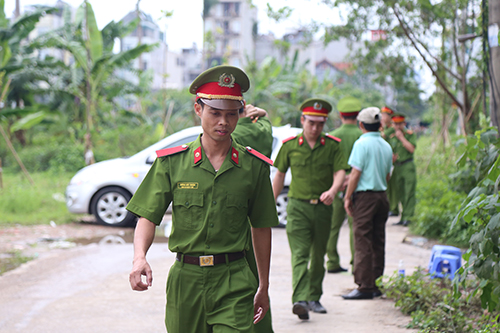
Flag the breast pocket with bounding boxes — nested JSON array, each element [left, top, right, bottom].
[[173, 191, 204, 230], [225, 194, 248, 232]]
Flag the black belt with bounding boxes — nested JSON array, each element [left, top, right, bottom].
[[296, 198, 321, 205], [176, 251, 245, 267], [395, 158, 413, 166], [354, 190, 385, 193]]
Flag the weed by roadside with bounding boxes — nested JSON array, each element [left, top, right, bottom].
[[381, 268, 500, 332], [0, 171, 74, 226], [0, 251, 34, 275]]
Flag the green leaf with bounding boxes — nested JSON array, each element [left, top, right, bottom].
[[10, 111, 47, 132], [487, 213, 500, 231], [84, 1, 103, 62]]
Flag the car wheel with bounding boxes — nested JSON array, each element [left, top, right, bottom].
[[90, 187, 137, 227], [275, 187, 289, 227]]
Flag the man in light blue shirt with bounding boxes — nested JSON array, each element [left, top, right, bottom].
[[341, 107, 393, 300]]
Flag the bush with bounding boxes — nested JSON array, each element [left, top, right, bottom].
[[382, 269, 500, 332]]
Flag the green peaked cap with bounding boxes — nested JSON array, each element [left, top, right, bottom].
[[189, 65, 250, 95], [299, 98, 332, 112], [337, 96, 362, 113]]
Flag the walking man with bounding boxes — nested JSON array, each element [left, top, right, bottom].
[[273, 98, 347, 319], [381, 106, 399, 217], [388, 113, 417, 226], [326, 96, 363, 273], [127, 65, 279, 332], [232, 103, 275, 333], [342, 107, 393, 300]]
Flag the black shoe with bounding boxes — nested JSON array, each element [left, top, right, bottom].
[[292, 301, 309, 320], [274, 222, 287, 228], [342, 289, 374, 300], [393, 220, 405, 226], [388, 211, 399, 217], [308, 300, 327, 313], [402, 220, 411, 226], [373, 290, 383, 297], [328, 266, 348, 273]]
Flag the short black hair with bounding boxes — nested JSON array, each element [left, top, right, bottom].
[[196, 99, 205, 109], [341, 114, 358, 120], [362, 122, 381, 132]]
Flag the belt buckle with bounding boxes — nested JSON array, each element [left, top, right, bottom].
[[309, 199, 319, 205], [199, 255, 214, 267]]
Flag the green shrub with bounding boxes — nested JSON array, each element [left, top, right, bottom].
[[382, 269, 500, 332]]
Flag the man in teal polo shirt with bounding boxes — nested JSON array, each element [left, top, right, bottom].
[[326, 96, 363, 273], [342, 107, 393, 300], [273, 98, 347, 319], [127, 65, 279, 332]]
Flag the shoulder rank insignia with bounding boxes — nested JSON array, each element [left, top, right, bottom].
[[282, 135, 297, 144], [326, 134, 341, 143], [246, 147, 273, 166], [156, 144, 189, 158]]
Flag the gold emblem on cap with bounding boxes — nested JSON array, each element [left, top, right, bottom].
[[218, 73, 235, 88], [313, 102, 322, 110]]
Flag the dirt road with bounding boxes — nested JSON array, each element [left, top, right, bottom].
[[0, 216, 428, 332]]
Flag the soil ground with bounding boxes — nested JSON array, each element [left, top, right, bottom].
[[0, 215, 431, 332]]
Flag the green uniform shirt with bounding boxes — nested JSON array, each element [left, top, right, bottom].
[[329, 124, 362, 170], [381, 126, 395, 140], [126, 135, 279, 255], [388, 129, 417, 162], [274, 133, 349, 200], [232, 116, 273, 158]]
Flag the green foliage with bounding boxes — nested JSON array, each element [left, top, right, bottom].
[[382, 269, 500, 332], [452, 128, 500, 312], [0, 172, 74, 225], [266, 4, 293, 23]]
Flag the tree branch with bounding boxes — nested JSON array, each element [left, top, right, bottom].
[[392, 5, 462, 110]]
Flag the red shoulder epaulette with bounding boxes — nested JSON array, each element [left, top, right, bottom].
[[282, 135, 297, 144], [156, 145, 189, 158], [326, 134, 341, 143], [246, 147, 273, 166]]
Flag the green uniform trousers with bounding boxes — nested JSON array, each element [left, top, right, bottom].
[[392, 161, 416, 220], [286, 198, 332, 303], [326, 195, 354, 270], [245, 229, 274, 333], [166, 256, 257, 333], [387, 169, 399, 214]]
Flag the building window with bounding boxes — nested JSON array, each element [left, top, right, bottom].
[[234, 3, 240, 16], [223, 21, 229, 34], [232, 20, 240, 34], [223, 3, 230, 17], [142, 61, 148, 70]]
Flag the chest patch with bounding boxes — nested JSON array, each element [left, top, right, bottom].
[[177, 182, 199, 190]]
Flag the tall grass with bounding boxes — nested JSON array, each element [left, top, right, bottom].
[[0, 171, 75, 226]]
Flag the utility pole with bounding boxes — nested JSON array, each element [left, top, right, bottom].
[[490, 0, 500, 129], [14, 0, 20, 18]]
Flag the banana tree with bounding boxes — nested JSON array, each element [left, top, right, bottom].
[[33, 1, 156, 164]]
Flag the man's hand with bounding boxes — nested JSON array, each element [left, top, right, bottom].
[[320, 190, 335, 206], [129, 257, 153, 291], [341, 174, 350, 192], [392, 153, 398, 163], [245, 104, 267, 120], [395, 129, 405, 140], [253, 287, 270, 324], [344, 197, 353, 216]]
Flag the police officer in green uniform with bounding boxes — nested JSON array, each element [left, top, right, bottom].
[[272, 98, 348, 320], [388, 113, 416, 226], [127, 65, 279, 333], [381, 106, 399, 216], [232, 104, 275, 333], [326, 97, 363, 273]]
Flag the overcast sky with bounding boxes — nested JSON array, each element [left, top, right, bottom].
[[6, 0, 340, 52]]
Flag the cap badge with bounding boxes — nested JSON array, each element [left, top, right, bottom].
[[313, 102, 322, 110], [218, 73, 235, 88]]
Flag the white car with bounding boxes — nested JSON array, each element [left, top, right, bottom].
[[66, 125, 301, 227]]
